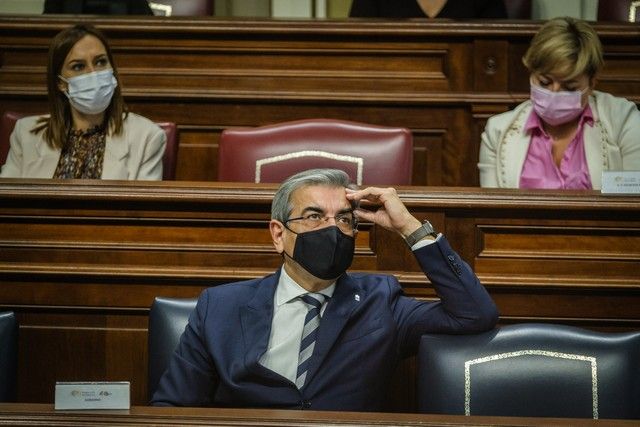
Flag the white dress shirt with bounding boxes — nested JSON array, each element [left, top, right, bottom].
[[259, 235, 438, 383], [259, 267, 334, 383]]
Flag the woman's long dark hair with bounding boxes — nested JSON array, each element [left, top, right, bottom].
[[33, 23, 127, 149]]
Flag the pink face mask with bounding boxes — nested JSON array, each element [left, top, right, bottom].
[[530, 83, 588, 126]]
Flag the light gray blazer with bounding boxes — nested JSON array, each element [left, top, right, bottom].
[[0, 112, 166, 180], [478, 90, 640, 189]]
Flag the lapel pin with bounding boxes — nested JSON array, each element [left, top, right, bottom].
[[354, 294, 360, 302]]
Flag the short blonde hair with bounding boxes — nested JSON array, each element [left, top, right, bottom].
[[523, 17, 603, 80]]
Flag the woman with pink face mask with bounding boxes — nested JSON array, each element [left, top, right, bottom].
[[0, 24, 165, 179], [478, 17, 640, 190]]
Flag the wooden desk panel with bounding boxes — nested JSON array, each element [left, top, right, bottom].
[[1, 180, 639, 407], [0, 403, 637, 427], [1, 17, 638, 185]]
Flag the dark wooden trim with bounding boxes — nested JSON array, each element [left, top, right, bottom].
[[0, 403, 637, 426]]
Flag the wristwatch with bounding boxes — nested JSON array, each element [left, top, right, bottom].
[[405, 220, 438, 247]]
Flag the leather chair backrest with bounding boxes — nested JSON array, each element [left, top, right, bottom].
[[218, 118, 413, 185], [0, 311, 18, 402], [148, 0, 213, 16], [503, 0, 532, 19], [598, 0, 639, 22], [0, 111, 24, 168], [0, 111, 177, 180], [147, 297, 197, 401], [417, 323, 640, 419]]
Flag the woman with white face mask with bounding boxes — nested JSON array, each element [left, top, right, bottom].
[[478, 17, 640, 190], [0, 24, 166, 180]]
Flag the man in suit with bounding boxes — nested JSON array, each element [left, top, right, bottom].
[[151, 168, 498, 411]]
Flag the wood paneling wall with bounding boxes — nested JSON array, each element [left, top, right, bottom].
[[1, 180, 639, 409], [1, 16, 639, 185]]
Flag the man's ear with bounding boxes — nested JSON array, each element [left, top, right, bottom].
[[269, 219, 285, 253]]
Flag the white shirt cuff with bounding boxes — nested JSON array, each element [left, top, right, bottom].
[[410, 233, 441, 251]]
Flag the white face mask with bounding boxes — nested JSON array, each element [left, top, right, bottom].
[[60, 69, 118, 115]]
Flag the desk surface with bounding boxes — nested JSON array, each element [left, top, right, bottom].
[[0, 403, 637, 427]]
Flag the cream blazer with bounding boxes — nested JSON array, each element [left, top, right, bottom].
[[478, 91, 640, 189], [0, 112, 166, 180]]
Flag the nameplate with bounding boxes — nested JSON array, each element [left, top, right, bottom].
[[601, 171, 640, 194], [54, 381, 130, 410]]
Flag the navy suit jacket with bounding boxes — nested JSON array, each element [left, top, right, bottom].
[[151, 236, 498, 411]]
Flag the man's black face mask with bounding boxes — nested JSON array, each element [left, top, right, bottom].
[[283, 225, 355, 280]]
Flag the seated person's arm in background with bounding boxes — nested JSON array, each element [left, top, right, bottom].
[[616, 100, 640, 170], [478, 113, 503, 188], [130, 118, 166, 180]]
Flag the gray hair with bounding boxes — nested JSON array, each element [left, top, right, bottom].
[[271, 168, 358, 222]]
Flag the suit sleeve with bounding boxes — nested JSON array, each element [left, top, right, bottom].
[[150, 290, 220, 406], [392, 236, 498, 356]]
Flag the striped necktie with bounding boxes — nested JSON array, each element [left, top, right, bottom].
[[295, 292, 326, 389]]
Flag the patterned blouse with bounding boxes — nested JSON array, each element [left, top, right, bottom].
[[54, 126, 106, 179]]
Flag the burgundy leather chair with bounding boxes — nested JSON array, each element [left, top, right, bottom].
[[218, 119, 413, 185], [148, 0, 213, 16], [0, 111, 23, 169], [503, 0, 532, 19], [598, 0, 639, 22], [0, 111, 178, 180], [155, 122, 179, 180]]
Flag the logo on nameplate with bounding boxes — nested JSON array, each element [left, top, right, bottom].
[[55, 381, 130, 410]]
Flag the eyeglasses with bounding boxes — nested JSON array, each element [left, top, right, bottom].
[[285, 212, 357, 234]]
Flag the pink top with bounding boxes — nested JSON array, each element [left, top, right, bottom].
[[519, 105, 594, 189]]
